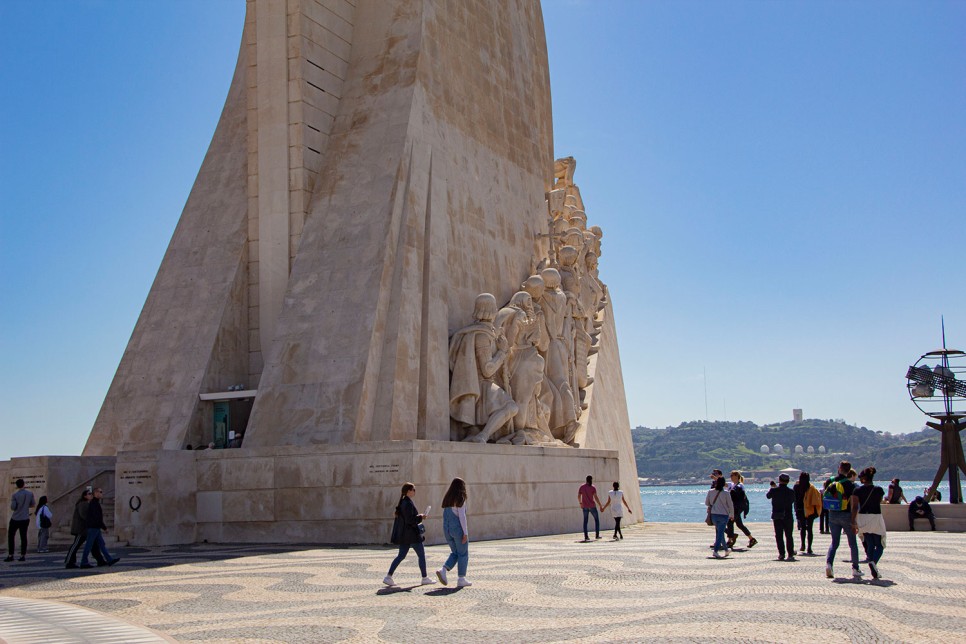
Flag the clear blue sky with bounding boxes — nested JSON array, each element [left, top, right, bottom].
[[2, 1, 964, 460]]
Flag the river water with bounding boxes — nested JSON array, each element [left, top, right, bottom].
[[638, 480, 952, 523]]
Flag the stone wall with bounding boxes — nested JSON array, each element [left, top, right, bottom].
[[114, 442, 620, 546]]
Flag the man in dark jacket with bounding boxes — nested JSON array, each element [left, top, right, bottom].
[[767, 473, 796, 561], [909, 496, 937, 531], [80, 488, 119, 569], [65, 489, 106, 568]]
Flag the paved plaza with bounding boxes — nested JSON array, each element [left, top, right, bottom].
[[1, 523, 965, 643]]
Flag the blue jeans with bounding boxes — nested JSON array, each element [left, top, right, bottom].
[[826, 511, 859, 570], [81, 528, 112, 566], [442, 507, 468, 577], [863, 532, 884, 564], [711, 513, 729, 552], [388, 541, 426, 577], [582, 507, 599, 539]]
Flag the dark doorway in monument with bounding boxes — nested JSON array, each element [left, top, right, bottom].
[[199, 389, 254, 449]]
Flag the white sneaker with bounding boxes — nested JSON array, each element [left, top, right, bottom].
[[383, 575, 395, 586], [421, 576, 436, 585], [724, 548, 732, 557], [456, 577, 472, 587], [826, 564, 833, 578], [436, 567, 448, 585], [852, 568, 864, 578], [712, 551, 723, 559]]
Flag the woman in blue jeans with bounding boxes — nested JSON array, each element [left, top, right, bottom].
[[436, 477, 472, 587], [384, 483, 434, 587], [705, 476, 734, 558]]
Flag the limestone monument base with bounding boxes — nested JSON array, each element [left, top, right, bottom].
[[111, 442, 621, 546]]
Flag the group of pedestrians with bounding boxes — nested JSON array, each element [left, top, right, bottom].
[[578, 476, 632, 542], [384, 478, 472, 589], [383, 474, 635, 588], [706, 461, 890, 580], [64, 487, 120, 569], [705, 470, 758, 558], [5, 480, 55, 560]]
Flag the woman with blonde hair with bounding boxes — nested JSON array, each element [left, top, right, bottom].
[[725, 471, 757, 549]]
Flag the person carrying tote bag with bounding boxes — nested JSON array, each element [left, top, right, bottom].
[[384, 482, 435, 587]]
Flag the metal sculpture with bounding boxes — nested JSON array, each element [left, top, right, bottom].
[[906, 321, 966, 503]]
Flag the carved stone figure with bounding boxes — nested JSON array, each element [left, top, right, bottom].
[[447, 156, 608, 449], [580, 253, 604, 336], [495, 292, 546, 432], [538, 268, 578, 443], [553, 156, 576, 188], [449, 293, 519, 443]]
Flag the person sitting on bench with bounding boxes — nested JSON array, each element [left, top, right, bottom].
[[909, 495, 936, 531]]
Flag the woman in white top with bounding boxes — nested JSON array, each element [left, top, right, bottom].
[[706, 476, 735, 558], [35, 495, 52, 553], [436, 478, 472, 587], [600, 481, 633, 540]]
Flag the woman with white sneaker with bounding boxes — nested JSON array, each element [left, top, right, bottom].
[[854, 466, 887, 579], [436, 477, 472, 587], [384, 482, 435, 587]]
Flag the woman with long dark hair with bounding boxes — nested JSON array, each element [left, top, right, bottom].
[[705, 476, 734, 558], [35, 495, 52, 553], [854, 467, 887, 579], [384, 483, 434, 587], [600, 481, 633, 540], [793, 472, 822, 555], [435, 477, 472, 587]]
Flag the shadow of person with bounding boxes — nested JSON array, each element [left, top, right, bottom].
[[424, 587, 464, 596]]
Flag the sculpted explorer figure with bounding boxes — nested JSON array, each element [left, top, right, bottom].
[[495, 291, 545, 433], [538, 269, 579, 443], [449, 293, 519, 443]]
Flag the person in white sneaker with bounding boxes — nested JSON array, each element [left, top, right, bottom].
[[436, 477, 472, 587], [384, 482, 434, 587], [854, 467, 886, 580], [824, 460, 862, 579], [706, 476, 734, 558]]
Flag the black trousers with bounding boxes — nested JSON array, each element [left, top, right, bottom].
[[64, 531, 105, 566], [819, 508, 829, 533], [7, 519, 29, 556], [798, 515, 816, 550], [773, 516, 795, 558], [613, 516, 623, 538], [909, 512, 936, 530], [726, 514, 752, 540]]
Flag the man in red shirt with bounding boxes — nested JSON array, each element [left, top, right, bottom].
[[578, 475, 603, 541]]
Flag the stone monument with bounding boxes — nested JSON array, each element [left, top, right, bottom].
[[2, 0, 641, 547]]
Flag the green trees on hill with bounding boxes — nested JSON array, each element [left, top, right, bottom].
[[632, 420, 942, 481]]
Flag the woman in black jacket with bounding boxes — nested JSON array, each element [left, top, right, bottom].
[[64, 489, 105, 569], [384, 482, 435, 587]]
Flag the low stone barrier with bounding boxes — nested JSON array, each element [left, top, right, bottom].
[[881, 501, 966, 532]]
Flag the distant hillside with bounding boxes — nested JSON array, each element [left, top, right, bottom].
[[632, 420, 943, 482]]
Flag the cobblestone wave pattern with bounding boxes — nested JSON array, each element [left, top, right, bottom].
[[1, 524, 965, 643]]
